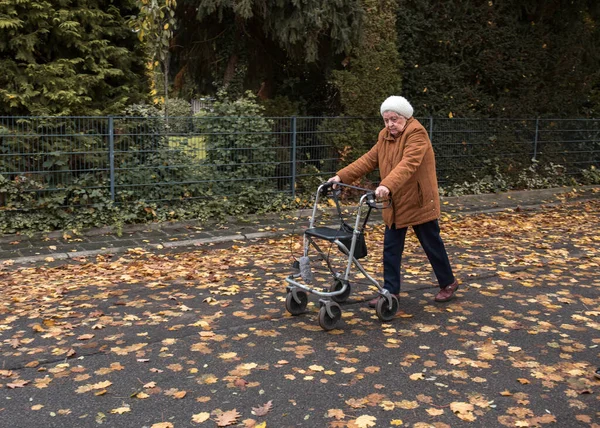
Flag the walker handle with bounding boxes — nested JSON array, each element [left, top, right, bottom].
[[319, 181, 341, 197], [365, 191, 391, 209]]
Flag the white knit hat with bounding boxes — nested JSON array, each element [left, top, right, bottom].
[[380, 96, 414, 118]]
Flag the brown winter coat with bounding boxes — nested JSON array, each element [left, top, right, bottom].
[[337, 117, 441, 229]]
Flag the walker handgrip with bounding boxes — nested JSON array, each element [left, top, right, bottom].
[[320, 181, 334, 192], [320, 181, 341, 197], [366, 192, 378, 208], [366, 192, 391, 209]]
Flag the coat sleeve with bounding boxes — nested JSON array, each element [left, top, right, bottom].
[[336, 142, 379, 184], [380, 127, 429, 194]]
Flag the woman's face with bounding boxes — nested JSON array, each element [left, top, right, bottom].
[[383, 111, 407, 137]]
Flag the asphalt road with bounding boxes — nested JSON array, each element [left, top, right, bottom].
[[1, 200, 599, 428]]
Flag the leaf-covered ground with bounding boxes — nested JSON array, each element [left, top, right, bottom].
[[1, 200, 599, 427]]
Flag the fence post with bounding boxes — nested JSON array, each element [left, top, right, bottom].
[[532, 118, 539, 161], [108, 116, 115, 201], [429, 116, 434, 143], [290, 116, 297, 198]]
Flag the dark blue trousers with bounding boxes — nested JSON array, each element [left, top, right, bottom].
[[383, 219, 455, 294]]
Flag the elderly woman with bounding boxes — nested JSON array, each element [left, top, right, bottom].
[[328, 95, 458, 307]]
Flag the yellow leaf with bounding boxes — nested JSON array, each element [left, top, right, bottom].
[[111, 406, 131, 414], [450, 402, 474, 413], [219, 352, 238, 360], [396, 400, 419, 410], [448, 112, 454, 118], [173, 390, 187, 399], [191, 412, 210, 423], [379, 401, 395, 411], [390, 420, 403, 426], [355, 415, 377, 428], [93, 380, 112, 389]]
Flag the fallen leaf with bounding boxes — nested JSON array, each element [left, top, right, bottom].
[[216, 409, 241, 427], [110, 405, 131, 414], [327, 409, 345, 420], [7, 379, 29, 388], [355, 414, 377, 428], [251, 400, 273, 416], [78, 334, 95, 340], [192, 412, 210, 424]]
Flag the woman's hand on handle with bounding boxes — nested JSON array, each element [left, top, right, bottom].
[[375, 185, 390, 199], [327, 175, 341, 189]]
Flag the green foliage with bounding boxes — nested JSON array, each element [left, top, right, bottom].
[[259, 96, 301, 117], [0, 0, 148, 115], [192, 0, 362, 63], [162, 98, 192, 118], [161, 98, 193, 133], [330, 0, 402, 117], [440, 160, 575, 197], [581, 165, 600, 185], [396, 0, 600, 118], [195, 91, 277, 192], [322, 0, 402, 170], [172, 0, 363, 104], [0, 176, 297, 235], [318, 118, 382, 169], [128, 0, 177, 107]]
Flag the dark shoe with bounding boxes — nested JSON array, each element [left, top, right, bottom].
[[595, 368, 600, 380], [368, 293, 399, 308], [434, 280, 459, 302]]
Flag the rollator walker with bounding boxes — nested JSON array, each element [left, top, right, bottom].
[[285, 182, 399, 330]]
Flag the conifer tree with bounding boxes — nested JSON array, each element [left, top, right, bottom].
[[172, 0, 363, 100], [396, 0, 600, 118], [0, 0, 148, 115], [330, 0, 402, 117]]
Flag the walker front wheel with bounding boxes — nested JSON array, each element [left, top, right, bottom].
[[318, 302, 342, 331], [285, 290, 308, 315], [376, 295, 399, 321], [330, 279, 351, 303]]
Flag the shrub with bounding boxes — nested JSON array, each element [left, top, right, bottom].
[[195, 91, 277, 193]]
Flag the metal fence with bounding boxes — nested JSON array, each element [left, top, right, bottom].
[[1, 116, 599, 209]]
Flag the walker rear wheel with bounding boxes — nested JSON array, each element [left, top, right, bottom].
[[318, 302, 342, 331], [376, 295, 399, 321], [330, 279, 351, 303], [285, 290, 308, 315]]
